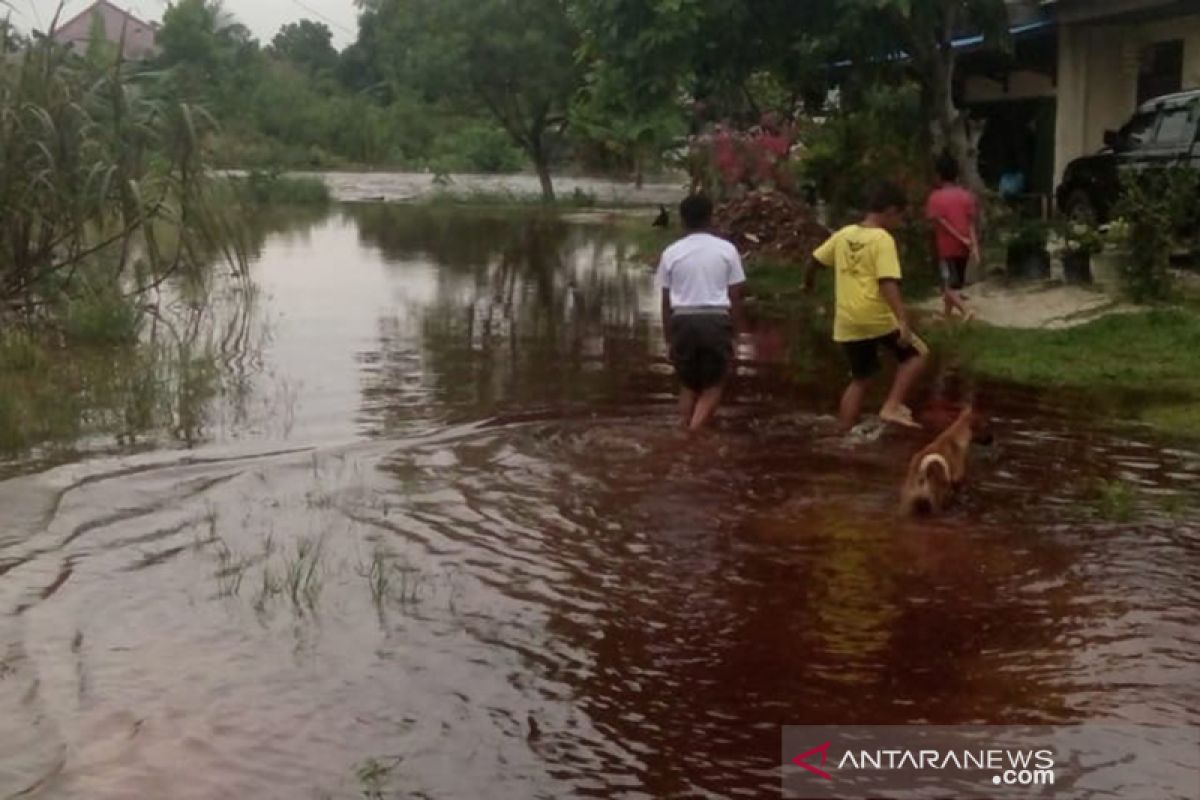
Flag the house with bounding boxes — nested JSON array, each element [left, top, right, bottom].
[[52, 1, 159, 61], [959, 0, 1200, 197], [1053, 0, 1200, 182]]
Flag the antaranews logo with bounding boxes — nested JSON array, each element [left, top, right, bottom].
[[781, 725, 1200, 800], [791, 741, 832, 781]]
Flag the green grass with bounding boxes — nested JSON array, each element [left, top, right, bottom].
[[928, 309, 1200, 436], [741, 259, 1200, 437], [1092, 479, 1139, 523], [231, 171, 332, 207], [928, 310, 1200, 390]]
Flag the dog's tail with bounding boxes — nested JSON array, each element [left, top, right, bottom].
[[918, 453, 951, 481]]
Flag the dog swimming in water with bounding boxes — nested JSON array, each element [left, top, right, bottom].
[[899, 405, 992, 516]]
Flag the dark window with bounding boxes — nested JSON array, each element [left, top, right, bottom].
[[1120, 111, 1159, 149], [1152, 102, 1199, 145], [1137, 40, 1184, 105]]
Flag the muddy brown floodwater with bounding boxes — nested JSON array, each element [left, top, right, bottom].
[[0, 206, 1197, 799]]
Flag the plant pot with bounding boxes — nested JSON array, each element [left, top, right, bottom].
[[1062, 251, 1092, 283], [1091, 248, 1124, 290], [1006, 244, 1051, 280]]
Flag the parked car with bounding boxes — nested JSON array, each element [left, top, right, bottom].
[[1055, 89, 1200, 223]]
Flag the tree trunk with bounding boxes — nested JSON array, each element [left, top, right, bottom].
[[530, 136, 555, 203], [927, 19, 987, 195]]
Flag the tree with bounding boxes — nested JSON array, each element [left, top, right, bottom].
[[356, 0, 581, 201], [569, 0, 835, 185], [157, 0, 262, 107], [270, 20, 338, 78], [841, 0, 1010, 192]]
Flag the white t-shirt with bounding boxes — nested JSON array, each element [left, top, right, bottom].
[[655, 232, 746, 309]]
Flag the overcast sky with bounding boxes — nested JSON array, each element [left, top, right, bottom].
[[31, 0, 361, 48]]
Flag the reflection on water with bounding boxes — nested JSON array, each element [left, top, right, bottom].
[[0, 206, 1196, 799]]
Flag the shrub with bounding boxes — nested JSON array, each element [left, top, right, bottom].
[[799, 83, 930, 220], [429, 123, 525, 174], [1112, 167, 1200, 301], [61, 283, 143, 346], [233, 171, 331, 206]]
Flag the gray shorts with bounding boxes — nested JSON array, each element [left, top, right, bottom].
[[669, 312, 733, 391]]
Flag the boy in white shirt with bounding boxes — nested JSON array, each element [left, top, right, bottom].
[[656, 195, 747, 431]]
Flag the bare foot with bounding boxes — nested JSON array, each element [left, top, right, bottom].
[[880, 404, 922, 429]]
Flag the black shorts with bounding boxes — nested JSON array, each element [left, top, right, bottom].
[[939, 257, 968, 290], [670, 313, 733, 391], [841, 330, 923, 380]]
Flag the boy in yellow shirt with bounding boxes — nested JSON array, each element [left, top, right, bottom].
[[805, 181, 928, 431]]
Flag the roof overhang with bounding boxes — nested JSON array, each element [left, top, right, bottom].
[[1048, 0, 1192, 25]]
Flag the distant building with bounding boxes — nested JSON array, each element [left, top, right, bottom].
[[52, 1, 159, 61], [956, 0, 1199, 198], [1053, 0, 1200, 182]]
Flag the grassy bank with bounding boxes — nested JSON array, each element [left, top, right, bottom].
[[928, 309, 1200, 435], [744, 259, 1200, 436]]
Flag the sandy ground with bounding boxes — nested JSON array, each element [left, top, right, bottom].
[[917, 279, 1141, 329]]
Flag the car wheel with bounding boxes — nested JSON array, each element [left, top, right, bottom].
[[1065, 190, 1097, 225]]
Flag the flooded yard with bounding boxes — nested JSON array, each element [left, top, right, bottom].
[[0, 206, 1197, 798]]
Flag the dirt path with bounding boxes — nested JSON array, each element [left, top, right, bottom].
[[917, 280, 1140, 329]]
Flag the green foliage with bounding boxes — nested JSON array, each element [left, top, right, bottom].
[[1092, 479, 1138, 523], [800, 83, 930, 220], [0, 20, 242, 315], [270, 20, 337, 77], [1058, 221, 1106, 256], [232, 171, 331, 206], [929, 310, 1200, 390], [360, 0, 582, 198], [429, 123, 525, 174], [1112, 167, 1199, 302], [60, 282, 143, 346]]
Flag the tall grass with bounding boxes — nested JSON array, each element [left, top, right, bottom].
[[0, 17, 245, 323]]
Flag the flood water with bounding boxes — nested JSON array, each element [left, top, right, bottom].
[[1, 205, 1197, 799]]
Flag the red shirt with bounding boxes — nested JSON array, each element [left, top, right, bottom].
[[925, 184, 977, 259]]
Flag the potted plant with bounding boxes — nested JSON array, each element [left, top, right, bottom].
[[1059, 222, 1105, 283], [1090, 218, 1130, 289], [1002, 217, 1051, 279]]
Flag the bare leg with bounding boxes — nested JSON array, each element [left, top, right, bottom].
[[689, 383, 724, 431], [942, 288, 971, 319], [880, 354, 928, 426], [678, 388, 697, 429], [839, 378, 870, 432]]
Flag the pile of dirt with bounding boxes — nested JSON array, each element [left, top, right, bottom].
[[715, 191, 829, 263]]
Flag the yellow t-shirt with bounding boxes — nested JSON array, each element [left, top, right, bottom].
[[812, 225, 903, 342]]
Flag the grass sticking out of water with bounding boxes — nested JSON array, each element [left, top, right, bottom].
[[355, 756, 403, 800], [61, 285, 143, 346], [1092, 479, 1139, 523], [285, 537, 324, 612], [230, 171, 332, 206], [357, 545, 425, 613], [358, 546, 393, 609]]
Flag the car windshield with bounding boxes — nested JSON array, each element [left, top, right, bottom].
[[1119, 111, 1158, 148], [1153, 101, 1200, 145]]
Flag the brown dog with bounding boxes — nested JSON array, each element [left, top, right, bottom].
[[900, 405, 991, 516]]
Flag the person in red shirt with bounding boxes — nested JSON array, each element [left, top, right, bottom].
[[925, 153, 978, 320]]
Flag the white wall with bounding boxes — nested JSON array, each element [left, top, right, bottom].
[[1054, 12, 1200, 181], [1056, 12, 1195, 181]]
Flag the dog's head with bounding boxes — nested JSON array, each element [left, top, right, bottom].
[[958, 404, 995, 447]]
